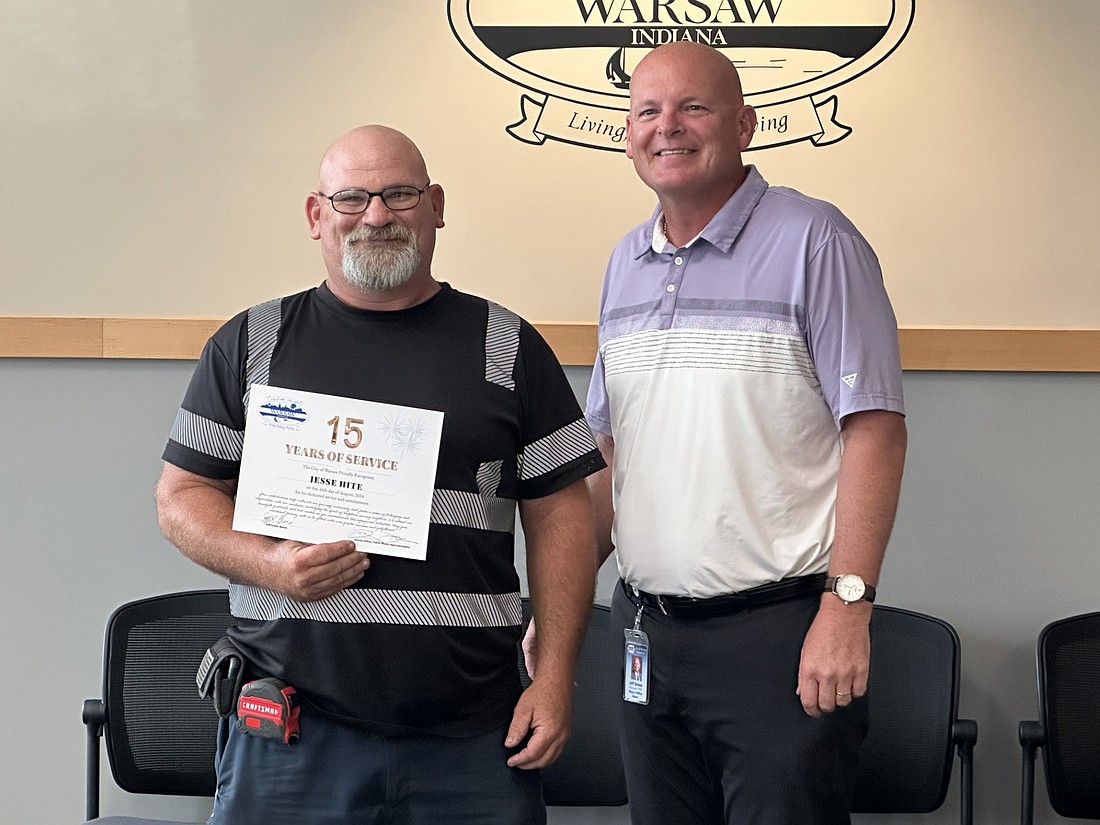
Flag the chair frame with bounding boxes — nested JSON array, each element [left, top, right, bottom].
[[83, 590, 624, 820], [519, 598, 628, 807], [852, 605, 977, 825], [1019, 610, 1100, 825], [82, 589, 230, 822], [526, 601, 975, 819]]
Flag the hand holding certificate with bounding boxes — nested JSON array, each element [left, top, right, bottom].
[[232, 384, 444, 560]]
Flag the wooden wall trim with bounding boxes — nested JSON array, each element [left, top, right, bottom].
[[2, 317, 1100, 371]]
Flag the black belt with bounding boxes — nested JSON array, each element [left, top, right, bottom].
[[622, 573, 826, 619]]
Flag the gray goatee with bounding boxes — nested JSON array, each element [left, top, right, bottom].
[[342, 225, 420, 292]]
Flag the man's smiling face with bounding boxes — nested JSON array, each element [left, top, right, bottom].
[[625, 43, 756, 206]]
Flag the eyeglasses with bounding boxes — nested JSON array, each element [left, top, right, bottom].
[[316, 185, 429, 214]]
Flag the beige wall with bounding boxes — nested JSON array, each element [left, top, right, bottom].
[[1, 1, 1098, 327]]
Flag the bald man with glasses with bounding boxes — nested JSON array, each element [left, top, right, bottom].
[[156, 125, 603, 825]]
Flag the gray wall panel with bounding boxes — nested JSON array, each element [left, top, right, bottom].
[[3, 360, 1094, 824]]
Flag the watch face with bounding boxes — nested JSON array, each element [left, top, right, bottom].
[[835, 574, 866, 602]]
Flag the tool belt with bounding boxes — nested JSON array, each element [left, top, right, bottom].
[[196, 636, 300, 744]]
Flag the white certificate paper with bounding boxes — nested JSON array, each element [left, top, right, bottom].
[[232, 384, 444, 560]]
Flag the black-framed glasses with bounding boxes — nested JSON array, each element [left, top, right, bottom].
[[316, 185, 429, 214]]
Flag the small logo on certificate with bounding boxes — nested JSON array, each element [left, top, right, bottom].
[[258, 397, 309, 429]]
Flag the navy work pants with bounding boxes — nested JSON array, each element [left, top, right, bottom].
[[208, 709, 545, 825]]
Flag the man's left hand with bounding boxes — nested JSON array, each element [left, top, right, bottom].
[[504, 677, 572, 769], [795, 600, 871, 717]]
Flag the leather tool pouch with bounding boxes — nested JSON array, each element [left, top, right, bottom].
[[196, 636, 246, 719]]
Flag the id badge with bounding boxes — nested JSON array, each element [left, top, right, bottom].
[[623, 628, 650, 705]]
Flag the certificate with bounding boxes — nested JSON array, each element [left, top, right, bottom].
[[232, 384, 444, 560]]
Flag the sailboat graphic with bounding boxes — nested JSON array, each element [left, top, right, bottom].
[[605, 47, 631, 89]]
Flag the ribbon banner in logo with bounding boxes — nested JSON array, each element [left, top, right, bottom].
[[506, 94, 852, 153]]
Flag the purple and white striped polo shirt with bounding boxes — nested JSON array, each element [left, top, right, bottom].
[[586, 166, 904, 598]]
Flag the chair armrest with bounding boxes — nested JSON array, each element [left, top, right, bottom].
[[83, 698, 105, 729], [1019, 720, 1043, 747], [83, 698, 105, 821], [1019, 720, 1044, 825], [952, 719, 978, 751]]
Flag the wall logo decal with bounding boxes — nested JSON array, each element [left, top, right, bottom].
[[448, 1, 914, 152]]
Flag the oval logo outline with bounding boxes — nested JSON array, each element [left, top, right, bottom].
[[447, 1, 915, 109]]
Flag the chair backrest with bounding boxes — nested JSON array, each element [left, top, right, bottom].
[[100, 589, 230, 798], [95, 591, 623, 812], [851, 605, 962, 814], [1037, 610, 1100, 818], [519, 600, 628, 806]]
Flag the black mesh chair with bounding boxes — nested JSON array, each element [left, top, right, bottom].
[[851, 605, 977, 824], [81, 589, 231, 823], [83, 591, 623, 821], [1019, 611, 1100, 824], [519, 599, 628, 806]]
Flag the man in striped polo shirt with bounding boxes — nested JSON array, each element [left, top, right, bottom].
[[585, 43, 908, 824]]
